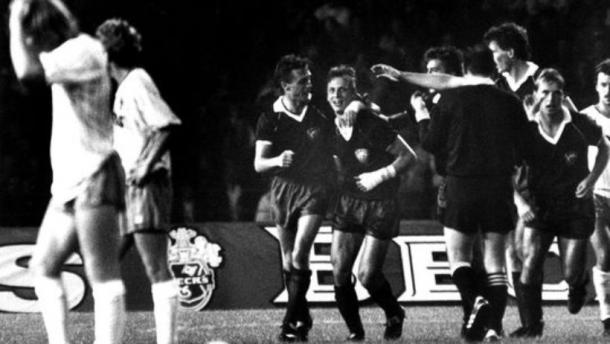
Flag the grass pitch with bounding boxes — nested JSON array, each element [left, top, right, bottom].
[[1, 304, 608, 343]]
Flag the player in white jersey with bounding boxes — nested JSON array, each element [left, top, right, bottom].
[[580, 59, 610, 336], [96, 18, 182, 344], [9, 1, 125, 343]]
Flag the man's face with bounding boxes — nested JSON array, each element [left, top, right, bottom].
[[426, 59, 446, 75], [283, 67, 312, 104], [536, 80, 564, 116], [596, 72, 610, 107], [327, 76, 356, 115], [488, 41, 513, 73]]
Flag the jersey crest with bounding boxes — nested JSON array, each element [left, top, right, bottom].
[[168, 227, 223, 311]]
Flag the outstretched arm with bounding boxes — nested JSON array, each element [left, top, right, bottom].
[[370, 64, 468, 90], [9, 0, 44, 80]]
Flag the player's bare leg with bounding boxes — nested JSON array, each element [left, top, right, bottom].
[[591, 215, 610, 335], [512, 226, 554, 337], [75, 205, 125, 344], [331, 230, 365, 340], [558, 237, 589, 314], [135, 232, 178, 344], [358, 235, 404, 340], [30, 205, 78, 344]]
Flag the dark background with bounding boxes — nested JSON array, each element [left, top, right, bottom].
[[1, 0, 609, 225]]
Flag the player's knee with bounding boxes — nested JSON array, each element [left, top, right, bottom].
[[357, 268, 378, 289], [29, 255, 59, 278], [291, 250, 310, 270], [564, 268, 583, 286], [143, 261, 171, 284], [332, 267, 352, 286], [594, 248, 610, 271]]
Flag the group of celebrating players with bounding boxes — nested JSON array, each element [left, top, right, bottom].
[[7, 0, 610, 343], [255, 19, 610, 344]]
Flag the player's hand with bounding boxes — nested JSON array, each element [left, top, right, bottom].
[[343, 100, 364, 126], [355, 166, 396, 192], [575, 176, 594, 198], [410, 91, 427, 112], [275, 150, 294, 168], [370, 64, 400, 82], [520, 207, 536, 223]]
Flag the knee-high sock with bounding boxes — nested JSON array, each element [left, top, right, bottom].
[[365, 275, 402, 319], [92, 280, 126, 344], [334, 283, 363, 334], [516, 282, 543, 327], [283, 268, 311, 325], [452, 265, 478, 322], [486, 273, 508, 332], [152, 279, 179, 344], [35, 276, 69, 344], [592, 267, 610, 321], [512, 271, 526, 325]]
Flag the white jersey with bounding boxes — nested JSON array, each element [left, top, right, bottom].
[[581, 105, 610, 197], [112, 68, 181, 174], [39, 34, 114, 203]]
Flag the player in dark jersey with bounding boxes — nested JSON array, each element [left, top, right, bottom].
[[511, 69, 610, 337], [254, 54, 335, 342], [414, 48, 530, 341], [327, 65, 414, 341]]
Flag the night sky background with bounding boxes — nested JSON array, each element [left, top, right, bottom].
[[1, 0, 609, 225]]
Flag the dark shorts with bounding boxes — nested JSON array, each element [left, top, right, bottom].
[[526, 196, 595, 239], [444, 175, 515, 234], [333, 194, 399, 240], [121, 169, 172, 235], [55, 152, 125, 212], [270, 177, 330, 230]]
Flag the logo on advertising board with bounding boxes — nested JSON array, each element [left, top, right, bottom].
[[168, 227, 223, 311]]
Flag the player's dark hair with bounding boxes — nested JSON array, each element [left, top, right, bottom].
[[423, 46, 463, 76], [483, 22, 531, 61], [535, 68, 565, 90], [17, 0, 79, 52], [595, 59, 610, 77], [96, 18, 143, 68], [274, 54, 311, 87], [463, 47, 495, 77], [327, 64, 357, 90]]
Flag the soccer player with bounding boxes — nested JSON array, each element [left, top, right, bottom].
[[96, 19, 182, 344], [579, 59, 610, 336], [511, 69, 610, 337], [327, 65, 413, 341], [413, 48, 531, 341], [254, 54, 335, 342], [8, 1, 125, 343]]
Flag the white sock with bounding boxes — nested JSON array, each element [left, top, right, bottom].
[[35, 276, 69, 344], [592, 266, 610, 321], [152, 279, 179, 344], [92, 280, 126, 344]]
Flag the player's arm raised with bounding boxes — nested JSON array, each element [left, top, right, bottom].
[[8, 0, 44, 80], [254, 141, 294, 174], [370, 63, 468, 90]]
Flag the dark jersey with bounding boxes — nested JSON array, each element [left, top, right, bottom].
[[255, 105, 334, 184], [422, 84, 530, 177], [523, 111, 602, 203], [493, 67, 540, 101], [333, 110, 398, 200]]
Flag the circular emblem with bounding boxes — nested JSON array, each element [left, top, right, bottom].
[[354, 148, 369, 164], [307, 127, 320, 141], [564, 151, 578, 166]]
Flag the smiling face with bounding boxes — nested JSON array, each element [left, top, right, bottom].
[[282, 67, 312, 106], [536, 79, 564, 117], [488, 40, 513, 73], [596, 72, 610, 107], [327, 75, 356, 115]]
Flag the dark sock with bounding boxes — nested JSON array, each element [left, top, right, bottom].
[[365, 275, 402, 319], [486, 273, 508, 332], [335, 284, 364, 334], [452, 266, 478, 322], [283, 269, 291, 288], [284, 268, 311, 325], [517, 282, 543, 327]]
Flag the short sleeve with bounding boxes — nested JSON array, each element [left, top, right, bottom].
[[574, 112, 602, 146], [130, 72, 181, 128], [39, 35, 106, 83], [255, 112, 276, 142]]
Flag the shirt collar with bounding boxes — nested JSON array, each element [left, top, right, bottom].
[[273, 96, 307, 122], [534, 106, 571, 145], [503, 61, 539, 92]]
